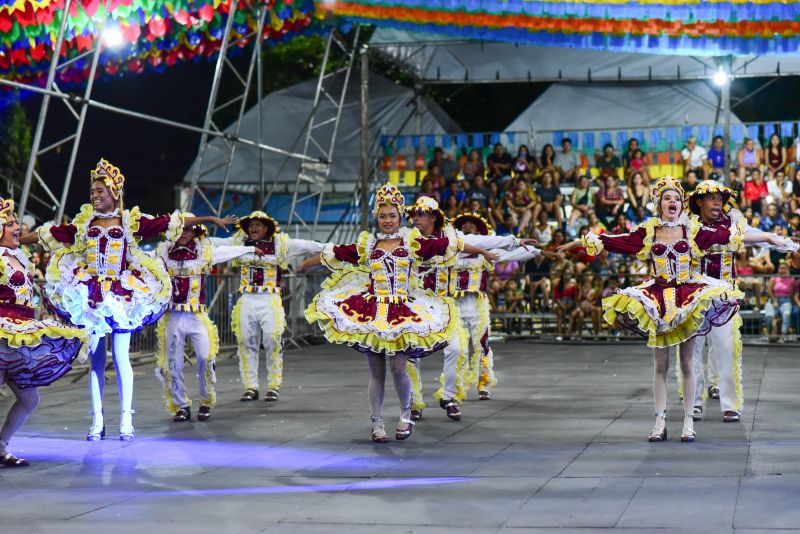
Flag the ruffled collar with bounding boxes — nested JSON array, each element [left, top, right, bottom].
[[93, 209, 120, 219]]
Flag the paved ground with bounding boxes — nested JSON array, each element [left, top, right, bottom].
[[1, 339, 798, 533]]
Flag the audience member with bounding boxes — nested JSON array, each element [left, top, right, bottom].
[[707, 135, 726, 179], [765, 133, 787, 180], [462, 148, 485, 181], [595, 175, 625, 227], [568, 174, 594, 235], [554, 138, 581, 184], [737, 137, 761, 183], [596, 143, 622, 178], [505, 177, 538, 235], [535, 171, 563, 227], [744, 169, 769, 215], [428, 147, 458, 183], [487, 143, 514, 183], [681, 136, 708, 179]]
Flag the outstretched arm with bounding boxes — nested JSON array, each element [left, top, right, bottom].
[[463, 242, 500, 262], [19, 232, 39, 246], [185, 215, 237, 231], [296, 254, 322, 273]]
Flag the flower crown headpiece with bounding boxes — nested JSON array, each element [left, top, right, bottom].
[[650, 175, 685, 207], [90, 158, 125, 200], [451, 211, 494, 236], [687, 179, 737, 215], [374, 184, 406, 216], [0, 197, 14, 226]]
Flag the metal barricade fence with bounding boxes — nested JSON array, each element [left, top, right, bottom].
[[31, 269, 799, 382]]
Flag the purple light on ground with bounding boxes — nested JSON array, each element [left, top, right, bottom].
[[8, 436, 405, 471], [156, 477, 473, 497]]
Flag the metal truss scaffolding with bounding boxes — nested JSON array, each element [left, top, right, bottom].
[[4, 0, 316, 224]]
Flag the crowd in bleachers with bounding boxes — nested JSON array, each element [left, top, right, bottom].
[[406, 135, 800, 340]]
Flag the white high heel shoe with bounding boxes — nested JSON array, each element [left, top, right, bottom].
[[87, 410, 105, 441], [681, 413, 696, 442], [119, 409, 135, 442]]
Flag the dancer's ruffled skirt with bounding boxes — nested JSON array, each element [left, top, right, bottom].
[[0, 309, 89, 388], [306, 270, 458, 358], [46, 247, 170, 337], [602, 277, 742, 348]]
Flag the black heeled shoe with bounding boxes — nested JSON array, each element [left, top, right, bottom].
[[240, 389, 259, 401], [0, 452, 30, 467], [197, 406, 211, 422]]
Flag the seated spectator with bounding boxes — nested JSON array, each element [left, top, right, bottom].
[[589, 249, 618, 277], [494, 259, 520, 283], [417, 179, 441, 203], [737, 137, 762, 183], [465, 198, 493, 227], [503, 279, 525, 313], [469, 174, 493, 210], [596, 143, 622, 178], [505, 177, 539, 236], [766, 260, 798, 340], [765, 133, 788, 180], [514, 145, 536, 178], [790, 136, 800, 182], [788, 213, 800, 239], [610, 213, 630, 235], [553, 270, 580, 340], [495, 213, 518, 237], [544, 229, 568, 272], [630, 205, 648, 225], [554, 138, 581, 184], [623, 138, 649, 183], [681, 136, 708, 179], [532, 211, 553, 247], [744, 169, 769, 215], [767, 169, 792, 209], [568, 174, 594, 236], [683, 169, 699, 194], [487, 274, 504, 312], [444, 195, 461, 219], [728, 169, 745, 209], [595, 175, 625, 227], [539, 143, 558, 181], [525, 249, 552, 311], [734, 248, 763, 311], [790, 171, 800, 213], [626, 171, 649, 219], [428, 147, 458, 184], [587, 211, 607, 236], [707, 135, 726, 179], [487, 143, 514, 183], [577, 272, 601, 337], [462, 148, 485, 181], [750, 243, 775, 274], [769, 224, 790, 268], [441, 181, 466, 206], [535, 171, 563, 227], [570, 225, 599, 273]]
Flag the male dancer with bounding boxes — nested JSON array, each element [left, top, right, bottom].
[[407, 197, 534, 420], [451, 212, 540, 400], [154, 215, 259, 421], [685, 180, 797, 422], [225, 212, 325, 402]]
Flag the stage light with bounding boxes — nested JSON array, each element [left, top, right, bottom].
[[713, 67, 730, 87], [102, 27, 124, 48]]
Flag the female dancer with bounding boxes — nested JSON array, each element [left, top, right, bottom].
[[298, 184, 495, 442], [25, 159, 230, 441], [0, 197, 89, 465], [559, 176, 781, 442]]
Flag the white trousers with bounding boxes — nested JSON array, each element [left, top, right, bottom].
[[457, 293, 496, 392], [234, 292, 285, 392], [155, 311, 217, 413], [679, 314, 743, 414], [408, 313, 467, 409]]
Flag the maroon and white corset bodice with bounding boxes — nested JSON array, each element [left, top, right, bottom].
[[368, 245, 412, 302], [650, 239, 692, 283], [86, 225, 127, 278]]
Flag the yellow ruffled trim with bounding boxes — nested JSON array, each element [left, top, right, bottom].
[[231, 297, 252, 388], [407, 359, 426, 411], [0, 321, 90, 363], [355, 230, 372, 266], [275, 233, 290, 270], [305, 270, 460, 356], [687, 216, 705, 259], [732, 312, 744, 412], [153, 312, 179, 414], [164, 211, 185, 244], [126, 206, 141, 242], [602, 283, 744, 348], [198, 312, 220, 407], [434, 321, 469, 402], [129, 247, 172, 308], [264, 292, 285, 391], [636, 218, 658, 261], [581, 232, 604, 256], [37, 224, 63, 253]]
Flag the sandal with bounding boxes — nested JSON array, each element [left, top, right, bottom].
[[172, 407, 191, 422], [478, 390, 491, 401], [648, 410, 667, 442], [0, 452, 29, 467], [371, 417, 389, 443], [439, 399, 462, 421], [198, 406, 211, 422], [395, 418, 415, 441], [240, 389, 259, 402], [264, 390, 279, 402], [681, 413, 697, 442], [410, 409, 423, 422]]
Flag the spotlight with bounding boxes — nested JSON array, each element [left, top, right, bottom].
[[712, 67, 729, 87], [101, 27, 124, 48]]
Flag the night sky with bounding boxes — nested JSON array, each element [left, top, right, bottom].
[[13, 56, 800, 222]]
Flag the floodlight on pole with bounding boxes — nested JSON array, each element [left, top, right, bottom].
[[101, 26, 124, 48], [712, 66, 730, 87]]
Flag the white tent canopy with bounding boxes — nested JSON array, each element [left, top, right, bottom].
[[505, 81, 745, 147], [188, 71, 460, 185], [370, 28, 800, 84]]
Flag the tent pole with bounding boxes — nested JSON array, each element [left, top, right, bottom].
[[359, 46, 370, 232], [722, 55, 732, 184]]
